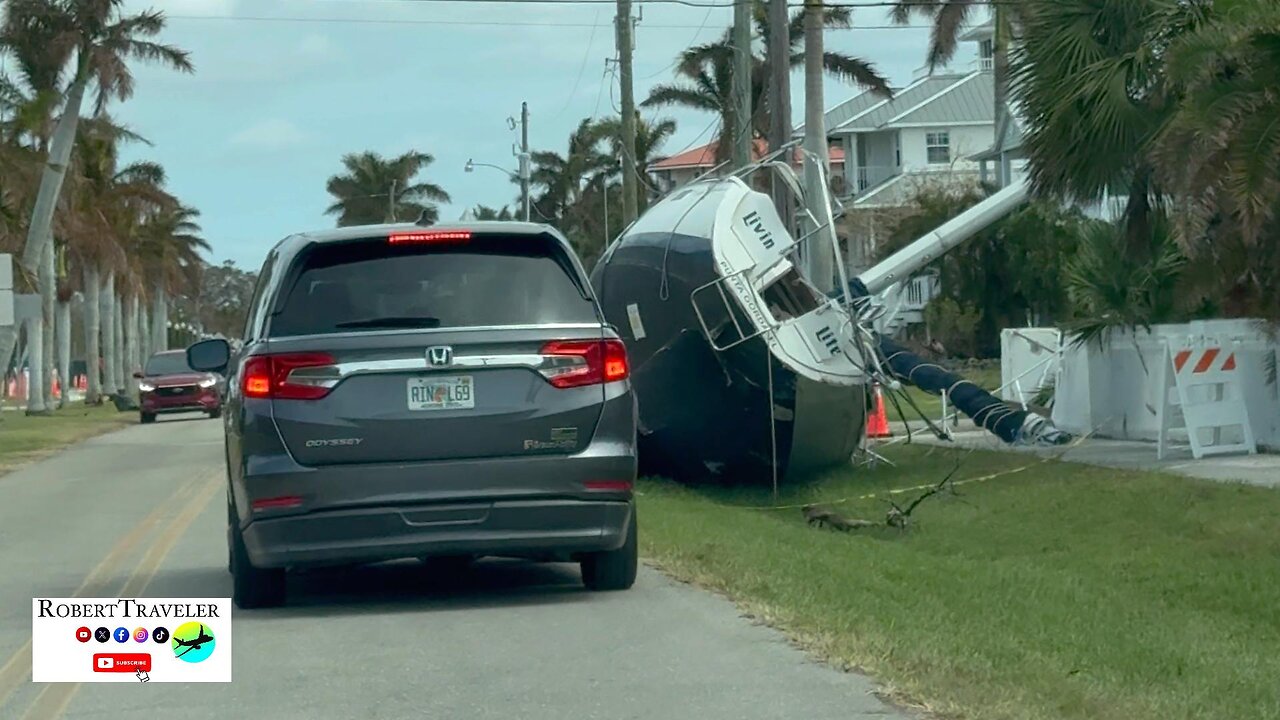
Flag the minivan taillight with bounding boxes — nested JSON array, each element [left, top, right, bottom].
[[242, 353, 337, 400], [539, 340, 629, 388]]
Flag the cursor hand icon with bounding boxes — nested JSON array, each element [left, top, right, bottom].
[[136, 669, 149, 683]]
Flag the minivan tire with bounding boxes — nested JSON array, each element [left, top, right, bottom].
[[208, 408, 222, 419], [581, 506, 638, 591], [140, 412, 155, 424], [231, 512, 286, 609]]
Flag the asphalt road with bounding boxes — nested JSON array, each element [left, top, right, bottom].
[[0, 417, 911, 720]]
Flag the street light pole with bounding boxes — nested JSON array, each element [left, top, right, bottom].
[[520, 102, 531, 222]]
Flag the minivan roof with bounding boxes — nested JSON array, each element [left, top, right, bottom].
[[291, 221, 559, 245]]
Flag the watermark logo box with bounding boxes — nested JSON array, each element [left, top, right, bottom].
[[32, 598, 231, 683]]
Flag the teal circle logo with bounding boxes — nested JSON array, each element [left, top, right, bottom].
[[170, 622, 215, 663]]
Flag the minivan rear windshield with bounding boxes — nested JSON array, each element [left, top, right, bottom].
[[269, 234, 599, 337]]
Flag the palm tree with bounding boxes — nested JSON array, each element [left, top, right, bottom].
[[591, 114, 677, 211], [4, 0, 192, 275], [325, 150, 451, 226], [0, 0, 191, 408], [890, 1, 1023, 134], [527, 119, 614, 259], [136, 203, 209, 353], [1006, 0, 1198, 257], [471, 205, 514, 220], [643, 3, 890, 161], [1152, 0, 1280, 318]]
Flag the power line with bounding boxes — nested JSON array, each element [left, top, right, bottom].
[[164, 14, 934, 30], [298, 0, 1028, 7], [552, 6, 602, 120], [641, 3, 716, 79]]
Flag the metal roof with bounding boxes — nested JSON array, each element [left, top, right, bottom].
[[885, 72, 994, 126], [815, 73, 985, 134]]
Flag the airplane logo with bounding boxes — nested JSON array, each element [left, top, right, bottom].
[[170, 622, 216, 663]]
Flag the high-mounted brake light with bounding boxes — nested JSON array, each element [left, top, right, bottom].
[[388, 230, 472, 245], [538, 339, 629, 388], [241, 353, 337, 400]]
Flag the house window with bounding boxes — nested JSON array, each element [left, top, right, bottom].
[[926, 131, 951, 164], [979, 39, 994, 71]]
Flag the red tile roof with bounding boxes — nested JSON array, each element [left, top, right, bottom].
[[651, 139, 844, 171]]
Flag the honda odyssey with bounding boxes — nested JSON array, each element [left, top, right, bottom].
[[187, 222, 638, 608]]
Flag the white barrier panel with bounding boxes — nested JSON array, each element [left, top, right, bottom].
[[1051, 319, 1279, 450], [1156, 339, 1257, 459], [0, 254, 12, 326]]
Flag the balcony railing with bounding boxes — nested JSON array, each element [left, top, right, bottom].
[[853, 165, 899, 194]]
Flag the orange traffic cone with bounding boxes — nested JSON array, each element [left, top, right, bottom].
[[866, 383, 892, 438]]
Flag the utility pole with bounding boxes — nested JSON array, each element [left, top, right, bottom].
[[388, 179, 397, 222], [802, 0, 835, 292], [767, 0, 793, 228], [616, 0, 638, 225], [520, 101, 531, 221], [731, 0, 753, 170]]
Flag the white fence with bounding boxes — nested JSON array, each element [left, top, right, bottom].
[[1033, 319, 1280, 450]]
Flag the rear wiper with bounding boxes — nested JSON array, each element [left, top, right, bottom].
[[334, 316, 442, 329]]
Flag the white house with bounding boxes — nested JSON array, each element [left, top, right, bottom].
[[802, 30, 997, 211]]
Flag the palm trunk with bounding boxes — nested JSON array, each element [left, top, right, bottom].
[[802, 0, 835, 292], [152, 281, 168, 352], [19, 71, 88, 276], [40, 241, 55, 409], [992, 7, 1009, 182], [112, 290, 125, 394], [139, 302, 151, 363], [24, 314, 47, 415], [123, 293, 138, 397], [56, 299, 70, 409], [84, 266, 102, 404], [101, 273, 117, 398], [767, 0, 794, 233]]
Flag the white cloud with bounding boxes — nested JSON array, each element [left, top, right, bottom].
[[228, 119, 310, 149]]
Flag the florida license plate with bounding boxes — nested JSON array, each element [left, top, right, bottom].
[[407, 376, 474, 410]]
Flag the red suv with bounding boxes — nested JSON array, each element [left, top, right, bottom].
[[135, 350, 223, 423]]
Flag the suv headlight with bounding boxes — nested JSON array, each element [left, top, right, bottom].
[[198, 377, 218, 388], [138, 382, 155, 392]]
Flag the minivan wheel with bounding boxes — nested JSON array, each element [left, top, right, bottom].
[[231, 519, 286, 609], [140, 412, 155, 424], [208, 408, 222, 419], [581, 506, 638, 591]]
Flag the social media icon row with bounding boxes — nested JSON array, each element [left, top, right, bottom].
[[76, 626, 170, 644]]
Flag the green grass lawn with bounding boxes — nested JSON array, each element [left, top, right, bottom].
[[0, 404, 135, 476], [637, 444, 1280, 720], [883, 363, 1004, 423]]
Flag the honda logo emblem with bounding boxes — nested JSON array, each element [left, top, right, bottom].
[[427, 346, 453, 367]]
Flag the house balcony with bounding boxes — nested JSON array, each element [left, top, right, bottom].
[[853, 165, 900, 194]]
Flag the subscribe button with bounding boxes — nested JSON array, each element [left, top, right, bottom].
[[92, 653, 151, 673]]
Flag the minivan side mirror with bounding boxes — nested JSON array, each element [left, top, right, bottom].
[[132, 370, 144, 379], [187, 338, 231, 375]]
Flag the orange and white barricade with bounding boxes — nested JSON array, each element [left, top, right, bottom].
[[1156, 337, 1257, 460]]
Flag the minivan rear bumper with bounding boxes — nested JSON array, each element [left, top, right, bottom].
[[242, 497, 633, 568], [234, 440, 637, 568]]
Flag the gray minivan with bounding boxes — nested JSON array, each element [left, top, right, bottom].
[[188, 222, 638, 608]]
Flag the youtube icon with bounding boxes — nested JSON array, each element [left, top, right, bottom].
[[92, 654, 151, 673], [75, 627, 91, 643]]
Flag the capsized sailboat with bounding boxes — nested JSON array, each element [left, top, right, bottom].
[[590, 163, 1069, 484]]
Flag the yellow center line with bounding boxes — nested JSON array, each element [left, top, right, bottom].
[[0, 476, 202, 712], [19, 474, 222, 720]]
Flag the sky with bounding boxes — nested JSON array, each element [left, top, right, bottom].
[[111, 0, 979, 269]]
